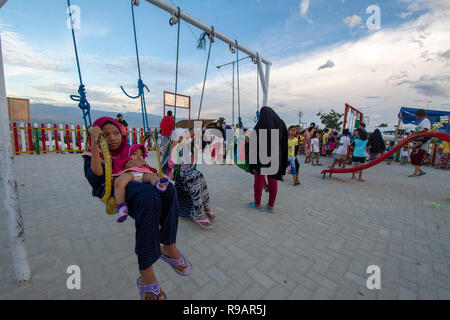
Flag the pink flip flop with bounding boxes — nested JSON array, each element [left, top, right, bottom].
[[193, 218, 215, 230]]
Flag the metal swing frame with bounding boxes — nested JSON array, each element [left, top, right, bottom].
[[144, 0, 272, 107]]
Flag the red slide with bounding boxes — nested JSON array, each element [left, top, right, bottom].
[[321, 132, 450, 179]]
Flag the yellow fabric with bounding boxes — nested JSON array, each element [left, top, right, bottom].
[[442, 141, 450, 154], [323, 133, 329, 145], [288, 138, 298, 157]]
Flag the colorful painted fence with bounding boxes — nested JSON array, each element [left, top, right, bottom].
[[9, 122, 160, 155]]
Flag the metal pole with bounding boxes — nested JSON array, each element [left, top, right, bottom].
[[0, 35, 31, 282], [145, 0, 272, 66], [263, 63, 271, 106], [232, 62, 235, 127]]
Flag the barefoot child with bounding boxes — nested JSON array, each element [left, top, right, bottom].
[[310, 131, 322, 166], [113, 144, 169, 223], [287, 126, 300, 186], [351, 128, 368, 182]]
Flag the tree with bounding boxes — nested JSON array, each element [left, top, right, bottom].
[[378, 123, 388, 127], [317, 109, 344, 130]]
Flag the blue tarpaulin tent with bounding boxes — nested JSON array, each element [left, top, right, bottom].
[[399, 107, 450, 133]]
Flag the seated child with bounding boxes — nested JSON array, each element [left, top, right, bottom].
[[113, 144, 169, 223]]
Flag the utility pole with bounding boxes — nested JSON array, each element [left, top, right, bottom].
[[0, 33, 31, 282], [298, 111, 303, 125]]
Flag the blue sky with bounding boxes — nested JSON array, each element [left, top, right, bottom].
[[1, 0, 449, 127]]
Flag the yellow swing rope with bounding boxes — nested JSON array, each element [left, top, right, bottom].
[[430, 119, 450, 132]]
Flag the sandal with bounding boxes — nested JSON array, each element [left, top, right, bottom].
[[160, 252, 193, 276], [249, 203, 264, 212], [265, 205, 275, 213], [418, 172, 427, 177], [193, 218, 215, 230], [137, 277, 167, 300], [205, 210, 216, 220]]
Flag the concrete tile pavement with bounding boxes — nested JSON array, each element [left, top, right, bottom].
[[0, 152, 449, 300]]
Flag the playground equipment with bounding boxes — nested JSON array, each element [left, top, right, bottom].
[[0, 0, 32, 282], [65, 0, 271, 213], [431, 119, 450, 133], [397, 107, 450, 138], [144, 0, 272, 126], [321, 131, 450, 179], [342, 103, 364, 134]]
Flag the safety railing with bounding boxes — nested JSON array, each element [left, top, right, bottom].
[[9, 122, 160, 155]]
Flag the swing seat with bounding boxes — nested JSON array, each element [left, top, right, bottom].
[[105, 196, 118, 215], [234, 137, 250, 172]]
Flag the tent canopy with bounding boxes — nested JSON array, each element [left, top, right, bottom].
[[399, 107, 450, 133]]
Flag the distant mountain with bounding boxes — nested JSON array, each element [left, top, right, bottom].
[[29, 103, 164, 128]]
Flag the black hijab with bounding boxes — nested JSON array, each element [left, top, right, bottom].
[[248, 106, 288, 181], [368, 129, 386, 153]]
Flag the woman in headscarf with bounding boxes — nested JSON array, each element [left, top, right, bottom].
[[367, 129, 386, 161], [83, 117, 192, 300], [161, 128, 216, 229], [248, 106, 288, 213]]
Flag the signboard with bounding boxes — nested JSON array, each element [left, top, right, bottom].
[[7, 97, 30, 121]]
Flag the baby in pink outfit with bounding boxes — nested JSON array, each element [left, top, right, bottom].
[[113, 144, 168, 223]]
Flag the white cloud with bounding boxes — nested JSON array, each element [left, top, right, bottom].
[[299, 0, 310, 16], [182, 7, 450, 125], [299, 0, 313, 24], [397, 11, 413, 19], [1, 30, 71, 73], [3, 2, 450, 126], [343, 15, 363, 29]]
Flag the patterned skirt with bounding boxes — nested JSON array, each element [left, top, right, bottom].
[[175, 168, 210, 219], [439, 153, 450, 169]]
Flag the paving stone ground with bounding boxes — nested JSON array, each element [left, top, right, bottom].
[[0, 152, 449, 300]]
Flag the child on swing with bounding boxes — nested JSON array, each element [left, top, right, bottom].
[[113, 144, 169, 223]]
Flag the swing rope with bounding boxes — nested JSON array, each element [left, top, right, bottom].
[[235, 40, 242, 129], [254, 52, 260, 123], [67, 0, 113, 212], [170, 7, 181, 124], [197, 27, 214, 120], [67, 0, 92, 132], [120, 0, 150, 133]]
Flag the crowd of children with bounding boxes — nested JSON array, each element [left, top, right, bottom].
[[285, 110, 449, 183]]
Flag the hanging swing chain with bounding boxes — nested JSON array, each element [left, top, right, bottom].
[[67, 0, 92, 132], [254, 52, 260, 123], [197, 26, 214, 120], [235, 40, 242, 129], [120, 0, 150, 133], [171, 6, 181, 124]]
